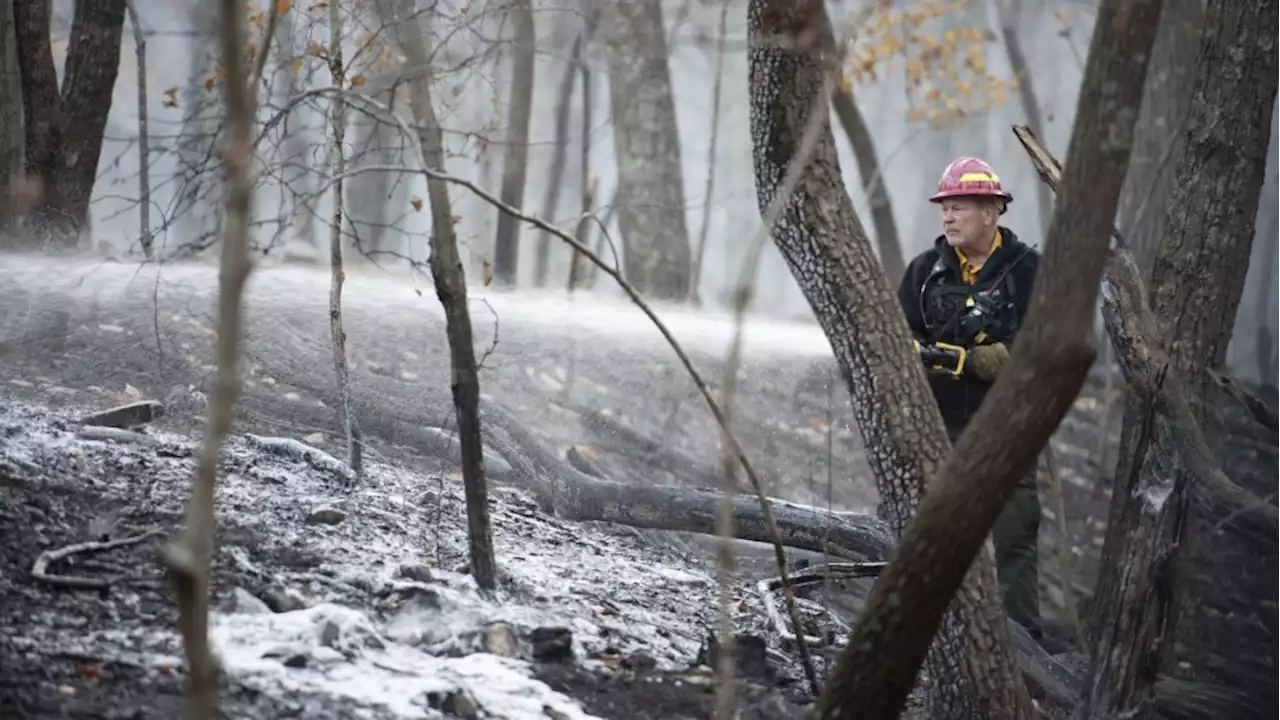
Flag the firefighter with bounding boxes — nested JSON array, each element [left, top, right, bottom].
[[896, 156, 1044, 636]]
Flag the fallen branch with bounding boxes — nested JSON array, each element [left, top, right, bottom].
[[1207, 367, 1278, 433], [32, 531, 162, 590]]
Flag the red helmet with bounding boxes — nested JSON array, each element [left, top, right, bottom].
[[929, 156, 1013, 206]]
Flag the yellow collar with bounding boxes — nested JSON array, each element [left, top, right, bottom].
[[956, 229, 1002, 284]]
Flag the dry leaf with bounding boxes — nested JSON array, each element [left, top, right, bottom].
[[161, 86, 179, 108], [203, 75, 216, 91], [409, 196, 423, 212], [349, 75, 367, 87], [482, 258, 493, 287], [307, 42, 325, 58], [291, 57, 304, 73], [276, 0, 294, 15]]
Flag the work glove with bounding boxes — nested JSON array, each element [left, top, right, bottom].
[[969, 342, 1009, 382]]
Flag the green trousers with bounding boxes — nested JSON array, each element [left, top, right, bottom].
[[947, 423, 1043, 634]]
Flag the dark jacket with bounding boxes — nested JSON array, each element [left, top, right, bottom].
[[896, 227, 1040, 430]]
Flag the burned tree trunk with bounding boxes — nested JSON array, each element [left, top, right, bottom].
[[747, 1, 1030, 716], [601, 0, 692, 300], [492, 0, 536, 287], [11, 0, 124, 246], [1091, 0, 1280, 713]]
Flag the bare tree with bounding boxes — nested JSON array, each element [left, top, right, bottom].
[[326, 0, 362, 476], [532, 27, 584, 287], [601, 0, 693, 300], [390, 0, 497, 591], [492, 0, 535, 287], [162, 0, 261, 716], [745, 0, 1029, 715], [12, 0, 126, 246]]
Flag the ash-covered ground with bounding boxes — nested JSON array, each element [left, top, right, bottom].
[[0, 397, 821, 719], [2, 254, 1272, 718]]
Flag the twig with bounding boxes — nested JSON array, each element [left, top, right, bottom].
[[32, 531, 162, 590], [161, 0, 262, 716], [123, 0, 153, 259], [326, 0, 362, 478], [1206, 367, 1279, 432]]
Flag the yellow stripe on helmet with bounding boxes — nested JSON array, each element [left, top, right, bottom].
[[958, 171, 999, 183]]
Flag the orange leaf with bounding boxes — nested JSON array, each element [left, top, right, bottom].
[[409, 196, 423, 212], [349, 75, 367, 87], [276, 0, 294, 15]]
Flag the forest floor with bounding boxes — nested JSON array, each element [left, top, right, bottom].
[[0, 373, 1126, 719], [2, 256, 1272, 719]]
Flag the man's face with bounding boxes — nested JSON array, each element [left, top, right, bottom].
[[940, 197, 997, 253]]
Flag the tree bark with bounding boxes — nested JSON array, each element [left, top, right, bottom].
[[601, 0, 693, 300], [1017, 122, 1279, 715], [0, 0, 22, 230], [1113, 0, 1203, 278], [746, 1, 1029, 716], [806, 0, 1166, 714], [391, 0, 497, 591], [1093, 0, 1280, 713], [56, 0, 125, 231], [12, 0, 66, 238], [492, 0, 535, 287]]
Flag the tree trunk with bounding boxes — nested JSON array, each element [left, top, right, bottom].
[[830, 89, 903, 286], [492, 0, 535, 287], [601, 0, 692, 300], [1113, 0, 1203, 278], [12, 0, 67, 240], [532, 32, 582, 287], [56, 0, 125, 231], [0, 0, 22, 230], [391, 0, 497, 592], [746, 1, 1030, 716], [1085, 0, 1280, 707], [995, 0, 1052, 235], [1090, 0, 1280, 713]]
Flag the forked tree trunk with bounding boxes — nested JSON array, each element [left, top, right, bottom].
[[12, 0, 125, 246], [746, 1, 1029, 716], [601, 0, 693, 300]]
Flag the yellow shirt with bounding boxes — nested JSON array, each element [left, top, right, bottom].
[[955, 229, 1003, 285]]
